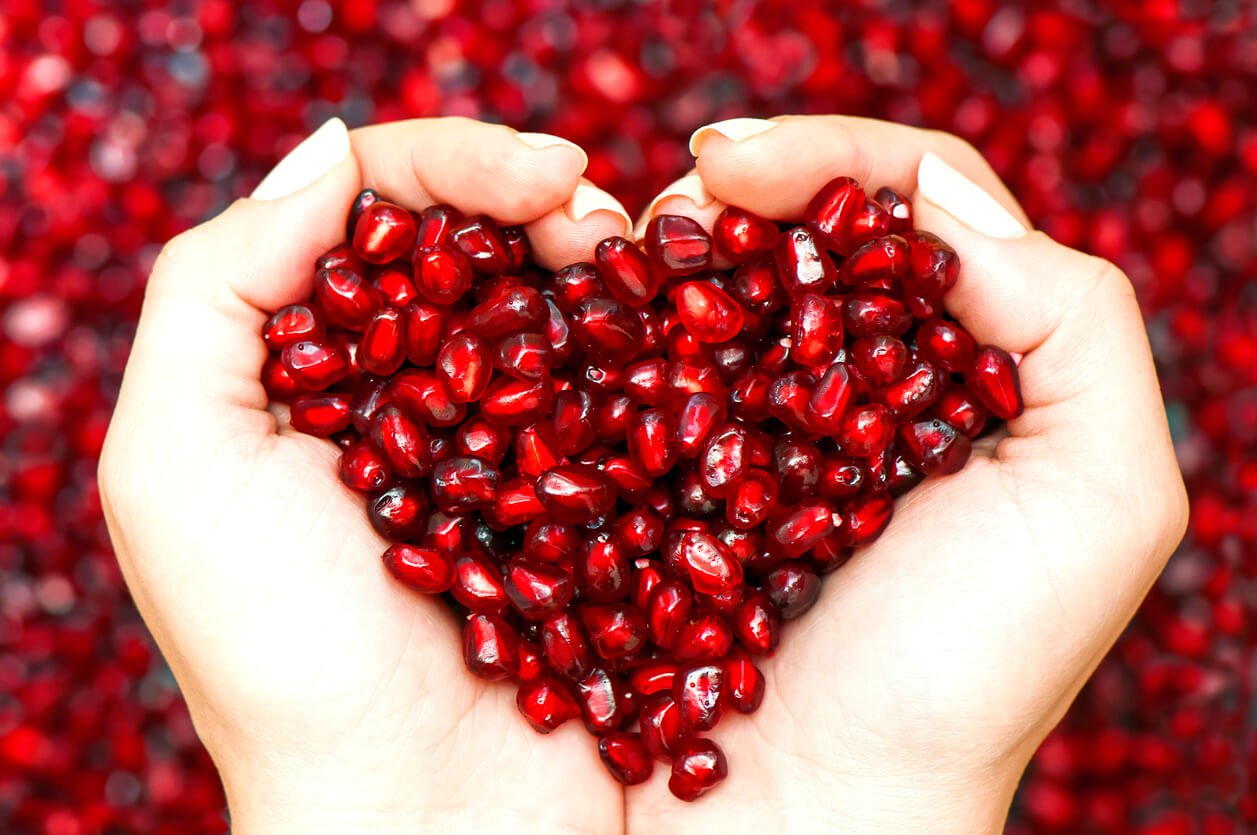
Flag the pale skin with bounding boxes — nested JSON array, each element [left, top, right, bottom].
[[99, 115, 1188, 833]]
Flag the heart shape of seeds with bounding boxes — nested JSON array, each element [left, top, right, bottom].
[[260, 175, 1023, 801]]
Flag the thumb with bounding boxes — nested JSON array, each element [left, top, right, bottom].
[[915, 153, 1186, 551], [116, 118, 360, 436]]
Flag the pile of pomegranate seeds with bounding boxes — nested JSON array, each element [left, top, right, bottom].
[[262, 178, 1022, 799]]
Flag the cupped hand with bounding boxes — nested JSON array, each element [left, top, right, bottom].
[[99, 117, 635, 834], [626, 116, 1188, 832]]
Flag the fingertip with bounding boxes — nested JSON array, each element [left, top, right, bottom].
[[488, 142, 589, 223], [527, 191, 631, 271]]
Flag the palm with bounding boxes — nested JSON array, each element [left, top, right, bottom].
[[181, 428, 621, 830]]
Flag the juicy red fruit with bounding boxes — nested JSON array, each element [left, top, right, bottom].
[[266, 183, 1023, 804]]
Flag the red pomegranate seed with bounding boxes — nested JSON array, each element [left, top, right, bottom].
[[916, 318, 977, 372], [347, 188, 381, 238], [339, 441, 392, 492], [373, 262, 420, 307], [463, 613, 519, 681], [577, 533, 631, 602], [490, 477, 545, 526], [504, 557, 574, 621], [903, 230, 960, 300], [549, 262, 606, 312], [431, 456, 500, 511], [724, 652, 766, 714], [435, 332, 491, 404], [572, 297, 644, 357], [281, 339, 348, 390], [646, 215, 713, 277], [575, 668, 624, 734], [382, 544, 455, 594], [494, 332, 552, 381], [370, 404, 429, 477], [732, 591, 780, 655], [629, 408, 678, 477], [851, 334, 908, 386], [614, 508, 665, 557], [455, 417, 511, 465], [767, 500, 836, 558], [413, 245, 473, 305], [730, 255, 786, 314], [368, 483, 428, 541], [598, 732, 655, 785], [805, 362, 855, 434], [353, 201, 417, 264], [899, 418, 972, 476], [535, 465, 616, 524], [647, 580, 693, 650], [415, 204, 462, 250], [628, 660, 678, 696], [806, 176, 867, 254], [674, 280, 745, 344], [966, 345, 1025, 419], [841, 234, 910, 286], [775, 225, 837, 296], [669, 738, 729, 801], [764, 564, 822, 619], [713, 206, 778, 263], [842, 289, 912, 337], [837, 403, 895, 458], [673, 663, 724, 731], [875, 186, 913, 233], [595, 236, 660, 306], [359, 307, 407, 376], [673, 613, 733, 662], [264, 303, 325, 349], [290, 392, 351, 436], [448, 215, 513, 275], [401, 302, 447, 366], [451, 552, 509, 613], [541, 612, 594, 681], [725, 468, 778, 529], [844, 493, 894, 547], [874, 359, 942, 419], [791, 293, 844, 367], [933, 388, 989, 438], [678, 531, 743, 595], [551, 389, 598, 455], [581, 603, 649, 660], [516, 676, 581, 734], [480, 376, 555, 426]]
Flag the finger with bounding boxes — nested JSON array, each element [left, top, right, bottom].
[[689, 115, 1030, 226], [350, 118, 587, 223], [913, 153, 1186, 549], [525, 179, 633, 270]]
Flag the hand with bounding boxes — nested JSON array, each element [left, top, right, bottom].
[[625, 116, 1188, 832], [98, 116, 636, 834]]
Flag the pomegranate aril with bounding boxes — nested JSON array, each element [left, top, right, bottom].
[[494, 332, 552, 381], [505, 557, 574, 621], [451, 552, 509, 613], [724, 652, 766, 714], [359, 307, 407, 376], [551, 389, 598, 455], [713, 206, 778, 263], [674, 280, 745, 344], [628, 660, 677, 697], [726, 469, 778, 529], [851, 334, 908, 385], [373, 262, 420, 307], [382, 544, 455, 594], [764, 564, 822, 619], [572, 297, 644, 357], [468, 284, 548, 341], [775, 225, 837, 296], [577, 533, 631, 602], [933, 388, 989, 438], [598, 732, 654, 785], [281, 339, 348, 390], [596, 236, 660, 306], [264, 304, 324, 349], [353, 201, 417, 264], [903, 230, 960, 300], [517, 676, 581, 734], [966, 345, 1024, 419], [806, 175, 867, 255], [845, 493, 895, 546], [791, 293, 844, 367], [806, 362, 855, 434], [673, 663, 724, 732], [449, 215, 513, 275], [455, 417, 511, 465], [401, 302, 447, 366], [629, 408, 678, 477], [576, 668, 624, 735], [549, 262, 605, 312], [580, 604, 648, 660], [339, 441, 393, 492], [290, 392, 351, 436], [463, 613, 519, 681], [841, 234, 910, 287], [370, 404, 430, 477], [916, 318, 977, 373], [843, 289, 912, 337], [875, 186, 913, 233], [368, 483, 428, 541], [415, 204, 462, 250], [647, 580, 693, 650], [535, 465, 615, 524], [837, 403, 895, 458], [673, 613, 733, 663], [669, 738, 729, 801], [678, 531, 743, 595], [431, 456, 500, 511], [646, 215, 713, 277], [435, 332, 491, 404], [347, 188, 381, 238], [480, 376, 555, 426], [542, 612, 594, 681], [391, 368, 467, 427], [730, 255, 786, 314], [733, 592, 780, 654], [413, 245, 473, 305], [874, 359, 942, 419], [899, 418, 972, 476]]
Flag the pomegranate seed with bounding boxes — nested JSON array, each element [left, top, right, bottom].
[[806, 175, 866, 255], [966, 345, 1025, 419], [673, 663, 724, 732], [647, 580, 693, 650], [678, 531, 743, 595], [339, 440, 393, 492], [541, 612, 593, 681], [725, 469, 778, 529], [842, 289, 912, 337], [401, 302, 447, 366], [614, 508, 665, 557], [916, 318, 977, 372], [463, 613, 519, 681], [851, 334, 908, 385], [535, 465, 616, 524], [264, 304, 324, 349], [845, 493, 894, 546], [290, 392, 351, 436], [382, 544, 455, 594], [370, 404, 429, 477], [412, 245, 473, 305], [875, 187, 913, 233], [733, 592, 780, 654], [764, 564, 822, 619], [494, 332, 552, 381], [730, 255, 786, 314], [673, 613, 733, 662], [549, 262, 606, 312], [628, 660, 678, 696], [572, 297, 644, 357], [713, 206, 778, 263], [516, 676, 581, 734], [551, 389, 598, 455], [874, 359, 943, 419], [480, 376, 555, 426], [431, 456, 500, 511], [449, 215, 513, 274], [373, 262, 420, 307], [368, 483, 428, 541], [837, 403, 895, 458], [640, 694, 690, 761], [646, 215, 713, 277], [451, 552, 509, 613], [841, 234, 910, 286], [791, 293, 844, 367], [674, 280, 745, 343], [435, 332, 492, 404], [899, 418, 972, 476], [775, 225, 837, 296], [416, 204, 462, 250], [575, 668, 624, 734], [281, 339, 348, 390], [391, 368, 466, 427], [347, 189, 381, 238], [353, 201, 417, 264], [933, 388, 989, 438], [504, 557, 574, 621], [598, 732, 654, 785], [581, 604, 649, 659], [724, 652, 766, 714], [596, 236, 660, 306], [577, 533, 631, 602], [669, 738, 729, 801], [629, 408, 679, 477], [903, 230, 960, 299], [359, 307, 407, 376]]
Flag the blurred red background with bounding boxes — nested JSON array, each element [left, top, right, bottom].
[[0, 1, 1253, 832]]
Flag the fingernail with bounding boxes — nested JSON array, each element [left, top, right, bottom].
[[251, 118, 351, 201], [517, 132, 589, 168], [688, 117, 778, 156], [567, 183, 632, 235], [645, 174, 715, 218], [916, 152, 1027, 239]]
